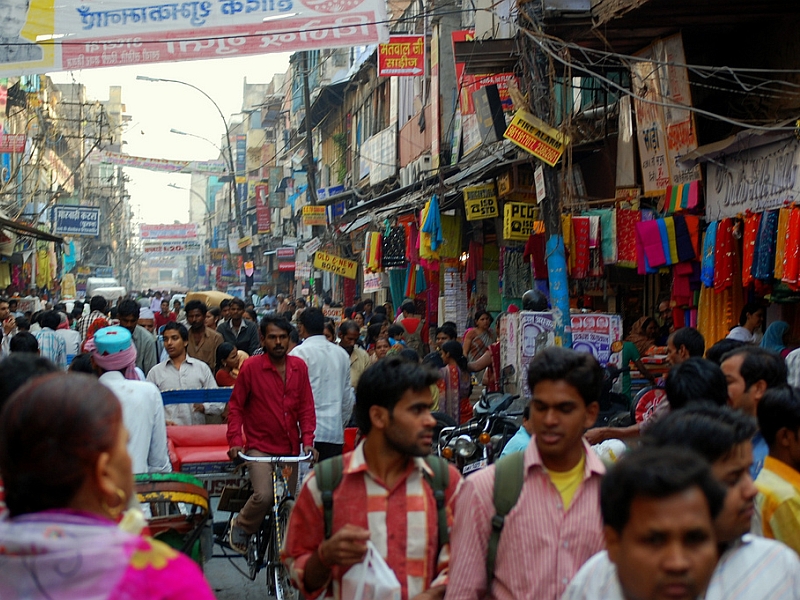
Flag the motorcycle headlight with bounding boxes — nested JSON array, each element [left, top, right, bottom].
[[454, 435, 476, 458]]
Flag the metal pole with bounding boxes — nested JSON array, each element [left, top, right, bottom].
[[301, 52, 318, 206]]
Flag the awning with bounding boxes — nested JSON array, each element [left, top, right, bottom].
[[680, 122, 795, 167], [0, 216, 63, 243]]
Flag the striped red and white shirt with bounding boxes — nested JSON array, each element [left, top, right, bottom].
[[447, 437, 606, 600], [282, 442, 462, 600]]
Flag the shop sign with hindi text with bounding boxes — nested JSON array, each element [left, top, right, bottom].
[[302, 205, 327, 227], [378, 35, 424, 76], [504, 111, 569, 167]]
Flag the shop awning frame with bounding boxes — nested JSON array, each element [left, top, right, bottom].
[[0, 216, 63, 243]]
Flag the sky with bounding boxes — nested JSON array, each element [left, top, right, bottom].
[[48, 53, 291, 226]]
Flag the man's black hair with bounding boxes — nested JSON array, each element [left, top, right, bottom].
[[363, 299, 374, 307], [184, 300, 207, 315], [721, 346, 787, 391], [299, 307, 325, 336], [14, 316, 29, 331], [117, 299, 140, 320], [705, 339, 746, 365], [355, 356, 440, 434], [601, 446, 726, 534], [669, 327, 705, 358], [738, 302, 763, 326], [259, 314, 292, 336], [368, 313, 387, 327], [220, 299, 231, 309], [7, 298, 16, 308], [643, 405, 757, 464], [9, 332, 38, 354], [39, 310, 60, 331], [289, 325, 300, 345], [442, 321, 458, 332], [68, 353, 95, 375], [527, 346, 602, 406], [401, 301, 415, 314], [757, 385, 800, 447], [522, 404, 530, 420], [89, 295, 107, 313], [374, 306, 387, 316], [0, 354, 58, 411], [229, 297, 245, 310], [388, 324, 405, 338], [162, 321, 188, 342], [665, 357, 728, 409], [339, 320, 360, 337], [399, 348, 420, 363], [436, 325, 458, 340]]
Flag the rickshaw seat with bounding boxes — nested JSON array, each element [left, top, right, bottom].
[[167, 425, 230, 472]]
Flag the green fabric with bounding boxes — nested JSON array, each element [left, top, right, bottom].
[[620, 341, 640, 403], [487, 451, 525, 587], [586, 209, 616, 265]]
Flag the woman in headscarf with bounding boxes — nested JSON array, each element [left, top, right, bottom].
[[625, 316, 659, 356], [760, 320, 791, 358], [438, 340, 473, 424], [0, 373, 215, 599]]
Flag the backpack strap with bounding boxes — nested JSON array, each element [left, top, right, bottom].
[[314, 455, 344, 540], [423, 455, 451, 551], [487, 451, 525, 587]]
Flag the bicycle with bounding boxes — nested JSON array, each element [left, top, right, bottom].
[[234, 451, 313, 600]]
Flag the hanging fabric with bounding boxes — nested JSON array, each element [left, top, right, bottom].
[[775, 207, 791, 280], [700, 221, 718, 287], [635, 220, 667, 268], [586, 209, 617, 265], [421, 194, 443, 250], [466, 240, 483, 281], [683, 215, 701, 258], [741, 213, 761, 287], [523, 233, 547, 280], [753, 210, 779, 281], [672, 215, 696, 262], [398, 214, 419, 264], [782, 207, 800, 290], [562, 214, 574, 273], [382, 226, 406, 268], [502, 247, 530, 298], [571, 216, 591, 279], [616, 209, 641, 268], [713, 219, 735, 293], [388, 268, 407, 310]]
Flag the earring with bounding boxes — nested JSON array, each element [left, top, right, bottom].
[[102, 487, 128, 520]]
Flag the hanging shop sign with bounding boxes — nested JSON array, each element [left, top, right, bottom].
[[0, 134, 26, 153], [91, 150, 226, 176], [503, 202, 538, 241], [304, 236, 322, 256], [143, 240, 201, 257], [314, 251, 358, 279], [1, 0, 388, 79], [295, 261, 312, 279], [140, 223, 197, 239], [237, 236, 252, 249], [503, 111, 569, 167], [363, 271, 383, 293], [378, 35, 424, 76], [302, 205, 327, 227], [53, 206, 100, 236], [323, 307, 345, 322], [255, 183, 271, 234], [463, 183, 498, 221]]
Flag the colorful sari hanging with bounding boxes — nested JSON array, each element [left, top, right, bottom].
[[741, 213, 762, 288]]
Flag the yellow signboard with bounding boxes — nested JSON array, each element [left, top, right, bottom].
[[302, 205, 327, 226], [314, 251, 358, 279], [503, 111, 570, 167], [503, 202, 539, 241], [463, 183, 499, 221], [237, 236, 252, 249]]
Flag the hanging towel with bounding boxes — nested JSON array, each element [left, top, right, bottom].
[[775, 207, 792, 280], [701, 221, 718, 287], [636, 220, 667, 268], [714, 219, 735, 293], [617, 209, 641, 268], [741, 213, 761, 288], [572, 216, 591, 278], [753, 210, 779, 281], [672, 214, 696, 262]]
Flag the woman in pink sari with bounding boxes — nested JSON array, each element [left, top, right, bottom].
[[0, 373, 215, 599]]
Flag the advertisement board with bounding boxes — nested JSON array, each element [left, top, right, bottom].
[[503, 202, 538, 242], [53, 206, 100, 236], [463, 183, 498, 221], [314, 251, 358, 279], [0, 0, 388, 78], [140, 223, 197, 239], [302, 205, 327, 226], [504, 111, 569, 167], [255, 183, 271, 234], [142, 240, 201, 257], [378, 35, 424, 76]]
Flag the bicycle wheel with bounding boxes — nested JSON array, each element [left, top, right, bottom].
[[246, 521, 268, 581], [271, 498, 298, 600]]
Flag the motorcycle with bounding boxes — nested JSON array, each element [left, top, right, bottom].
[[593, 364, 634, 428], [436, 390, 521, 475]]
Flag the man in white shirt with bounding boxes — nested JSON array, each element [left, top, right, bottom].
[[90, 326, 171, 474], [291, 307, 353, 460], [564, 405, 800, 600], [146, 322, 221, 426], [34, 310, 66, 369], [54, 312, 81, 358]]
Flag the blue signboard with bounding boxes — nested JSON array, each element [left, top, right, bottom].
[[53, 206, 100, 236]]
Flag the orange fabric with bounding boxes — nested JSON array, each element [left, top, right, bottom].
[[775, 207, 791, 280], [782, 207, 800, 290], [742, 213, 761, 288]]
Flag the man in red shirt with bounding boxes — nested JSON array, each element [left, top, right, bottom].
[[226, 315, 317, 553], [154, 299, 176, 332]]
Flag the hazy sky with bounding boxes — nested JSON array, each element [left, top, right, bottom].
[[49, 53, 291, 226]]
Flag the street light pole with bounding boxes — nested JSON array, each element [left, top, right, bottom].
[[136, 75, 251, 292]]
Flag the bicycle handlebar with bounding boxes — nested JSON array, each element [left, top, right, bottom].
[[237, 452, 314, 464]]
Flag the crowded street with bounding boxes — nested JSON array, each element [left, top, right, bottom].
[[2, 0, 800, 599]]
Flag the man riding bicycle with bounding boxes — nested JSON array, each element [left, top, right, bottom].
[[226, 315, 317, 554]]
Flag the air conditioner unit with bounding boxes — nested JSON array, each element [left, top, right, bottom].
[[400, 164, 413, 187]]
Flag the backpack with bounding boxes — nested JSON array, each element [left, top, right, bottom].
[[314, 454, 451, 554], [486, 451, 525, 588]]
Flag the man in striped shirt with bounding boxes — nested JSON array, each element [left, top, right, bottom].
[[564, 405, 800, 600], [447, 347, 605, 600], [282, 356, 462, 600]]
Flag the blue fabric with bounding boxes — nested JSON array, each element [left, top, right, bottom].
[[760, 321, 789, 353], [701, 221, 718, 287], [751, 432, 769, 480], [500, 426, 532, 457], [657, 219, 672, 265], [753, 210, 779, 280], [421, 194, 443, 251]]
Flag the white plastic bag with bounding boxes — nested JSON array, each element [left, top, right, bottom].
[[341, 541, 402, 600]]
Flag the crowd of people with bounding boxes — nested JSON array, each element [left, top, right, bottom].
[[4, 289, 800, 600]]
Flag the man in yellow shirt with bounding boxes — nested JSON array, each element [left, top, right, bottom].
[[754, 385, 800, 554]]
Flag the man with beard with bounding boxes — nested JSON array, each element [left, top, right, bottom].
[[282, 356, 461, 600], [184, 300, 222, 372], [116, 299, 157, 376], [339, 320, 370, 389], [226, 315, 317, 554]]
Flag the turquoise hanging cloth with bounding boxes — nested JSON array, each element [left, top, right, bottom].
[[389, 268, 407, 311], [421, 194, 443, 251], [415, 265, 427, 294]]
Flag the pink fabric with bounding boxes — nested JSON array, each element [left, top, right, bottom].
[[636, 220, 667, 268], [85, 337, 139, 381]]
